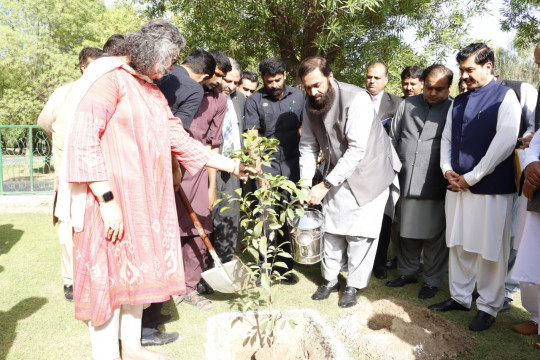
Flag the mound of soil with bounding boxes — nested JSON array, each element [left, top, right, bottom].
[[335, 299, 477, 360], [205, 309, 349, 360]]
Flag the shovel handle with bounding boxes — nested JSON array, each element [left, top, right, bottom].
[[177, 185, 216, 253]]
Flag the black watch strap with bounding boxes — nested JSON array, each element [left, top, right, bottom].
[[323, 179, 333, 189], [97, 191, 114, 203]]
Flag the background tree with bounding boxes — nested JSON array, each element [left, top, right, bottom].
[[142, 0, 488, 92], [493, 45, 540, 87], [501, 0, 540, 49], [0, 0, 143, 127]]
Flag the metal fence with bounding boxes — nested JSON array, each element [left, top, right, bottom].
[[0, 125, 54, 194]]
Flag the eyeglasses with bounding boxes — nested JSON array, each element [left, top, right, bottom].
[[171, 55, 180, 66]]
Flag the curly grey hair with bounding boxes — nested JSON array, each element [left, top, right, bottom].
[[121, 19, 186, 77]]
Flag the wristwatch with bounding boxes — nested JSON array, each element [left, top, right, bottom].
[[323, 179, 333, 189], [97, 191, 114, 203]]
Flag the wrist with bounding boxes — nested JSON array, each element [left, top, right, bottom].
[[230, 158, 240, 174], [323, 179, 334, 189]]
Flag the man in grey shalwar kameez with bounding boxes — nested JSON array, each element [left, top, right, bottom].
[[386, 64, 453, 299], [297, 57, 396, 308]]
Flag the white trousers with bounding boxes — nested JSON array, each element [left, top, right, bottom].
[[89, 304, 143, 360], [449, 245, 508, 317], [520, 282, 540, 334], [322, 233, 378, 289], [57, 220, 73, 286]]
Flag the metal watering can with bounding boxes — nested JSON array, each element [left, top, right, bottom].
[[287, 205, 324, 265]]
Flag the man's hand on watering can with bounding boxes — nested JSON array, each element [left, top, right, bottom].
[[307, 182, 330, 205]]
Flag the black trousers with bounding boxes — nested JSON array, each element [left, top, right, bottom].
[[374, 214, 392, 268], [141, 302, 162, 337]]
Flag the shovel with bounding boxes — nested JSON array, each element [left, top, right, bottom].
[[178, 185, 249, 293]]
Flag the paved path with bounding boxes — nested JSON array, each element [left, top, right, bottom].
[[0, 194, 52, 214]]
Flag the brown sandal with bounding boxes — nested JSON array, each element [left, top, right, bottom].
[[175, 290, 213, 310]]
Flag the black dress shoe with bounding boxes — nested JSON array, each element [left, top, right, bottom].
[[282, 273, 298, 284], [197, 278, 214, 295], [469, 310, 495, 331], [385, 256, 397, 269], [373, 265, 387, 279], [428, 298, 470, 312], [386, 274, 418, 287], [500, 297, 512, 312], [141, 331, 179, 346], [312, 282, 339, 300], [339, 286, 358, 308], [418, 283, 438, 299], [64, 285, 73, 302]]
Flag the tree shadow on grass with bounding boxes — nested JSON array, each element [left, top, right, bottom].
[[0, 224, 24, 260], [0, 297, 48, 360]]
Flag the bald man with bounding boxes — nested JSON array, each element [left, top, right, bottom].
[[365, 62, 402, 280]]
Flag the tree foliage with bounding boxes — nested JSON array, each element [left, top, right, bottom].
[[142, 0, 488, 91], [501, 0, 540, 49], [0, 0, 144, 126], [493, 46, 540, 87]]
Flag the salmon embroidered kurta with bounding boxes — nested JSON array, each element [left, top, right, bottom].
[[65, 62, 213, 326]]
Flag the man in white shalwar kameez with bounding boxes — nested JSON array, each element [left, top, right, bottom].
[[510, 42, 540, 347], [512, 130, 540, 343], [429, 43, 521, 332], [297, 57, 396, 308]]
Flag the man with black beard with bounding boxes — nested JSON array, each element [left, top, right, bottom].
[[244, 57, 304, 283], [298, 57, 397, 308]]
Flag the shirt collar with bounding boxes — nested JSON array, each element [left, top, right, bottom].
[[373, 91, 384, 102]]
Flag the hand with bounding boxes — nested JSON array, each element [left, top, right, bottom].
[[208, 188, 216, 210], [519, 132, 534, 149], [257, 177, 269, 189], [524, 161, 540, 187], [172, 166, 182, 192], [456, 175, 470, 192], [99, 200, 124, 244], [308, 182, 330, 205], [445, 170, 461, 191], [232, 160, 258, 183], [523, 178, 538, 200]]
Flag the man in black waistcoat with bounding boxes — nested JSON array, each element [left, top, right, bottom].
[[428, 43, 521, 332]]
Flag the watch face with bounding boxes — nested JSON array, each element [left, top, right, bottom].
[[102, 191, 114, 202]]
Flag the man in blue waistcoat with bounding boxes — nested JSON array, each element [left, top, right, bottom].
[[428, 43, 521, 331]]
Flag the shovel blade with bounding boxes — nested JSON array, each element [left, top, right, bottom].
[[202, 259, 249, 293]]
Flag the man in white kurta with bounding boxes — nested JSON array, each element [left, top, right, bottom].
[[429, 43, 521, 332], [512, 130, 540, 339], [510, 41, 540, 343], [297, 57, 396, 308], [36, 47, 102, 302]]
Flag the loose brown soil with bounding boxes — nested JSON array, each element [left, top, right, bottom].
[[335, 299, 477, 359], [205, 310, 348, 360], [206, 300, 476, 359]]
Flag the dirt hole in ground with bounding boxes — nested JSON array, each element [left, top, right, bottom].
[[335, 299, 477, 360]]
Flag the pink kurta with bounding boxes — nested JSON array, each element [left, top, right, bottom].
[[66, 63, 213, 326]]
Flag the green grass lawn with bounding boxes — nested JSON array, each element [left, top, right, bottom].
[[0, 212, 538, 359]]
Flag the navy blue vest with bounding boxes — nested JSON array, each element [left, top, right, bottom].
[[451, 80, 516, 194]]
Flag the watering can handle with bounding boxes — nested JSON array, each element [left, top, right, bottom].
[[177, 185, 216, 253]]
